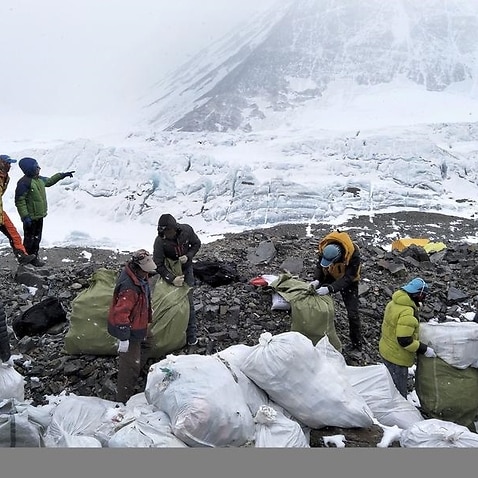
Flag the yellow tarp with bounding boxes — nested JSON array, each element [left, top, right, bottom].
[[391, 238, 430, 252], [423, 242, 447, 253], [391, 238, 447, 253]]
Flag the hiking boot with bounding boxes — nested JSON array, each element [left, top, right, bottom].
[[16, 252, 36, 265], [30, 257, 45, 267], [344, 343, 363, 358]]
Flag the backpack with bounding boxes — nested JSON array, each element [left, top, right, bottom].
[[12, 297, 67, 339], [193, 260, 239, 287]]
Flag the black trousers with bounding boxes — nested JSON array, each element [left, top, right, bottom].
[[382, 357, 408, 398], [183, 266, 197, 342], [340, 281, 362, 346], [23, 218, 43, 256]]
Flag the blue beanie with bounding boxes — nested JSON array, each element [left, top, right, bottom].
[[19, 157, 39, 177]]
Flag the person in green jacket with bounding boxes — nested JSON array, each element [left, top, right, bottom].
[[378, 277, 436, 398], [14, 157, 75, 267]]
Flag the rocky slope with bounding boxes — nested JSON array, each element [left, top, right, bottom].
[[2, 210, 478, 447]]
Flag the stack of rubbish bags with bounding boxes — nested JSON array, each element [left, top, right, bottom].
[[3, 329, 478, 448]]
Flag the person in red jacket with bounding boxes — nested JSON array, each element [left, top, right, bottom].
[[107, 249, 156, 404]]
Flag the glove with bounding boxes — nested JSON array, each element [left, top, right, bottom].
[[62, 171, 75, 178], [173, 276, 185, 287], [178, 255, 188, 264], [22, 216, 32, 227], [117, 340, 129, 353], [424, 346, 436, 358], [310, 280, 321, 289], [317, 286, 330, 296]]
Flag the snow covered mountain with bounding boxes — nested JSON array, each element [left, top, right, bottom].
[[143, 0, 478, 133], [2, 0, 478, 252]]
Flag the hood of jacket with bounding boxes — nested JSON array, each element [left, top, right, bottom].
[[391, 289, 419, 311], [19, 157, 39, 178], [157, 213, 178, 230]]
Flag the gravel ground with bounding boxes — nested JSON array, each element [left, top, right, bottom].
[[2, 210, 478, 447]]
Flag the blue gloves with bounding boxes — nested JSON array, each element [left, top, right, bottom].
[[62, 171, 75, 179], [22, 216, 32, 227]]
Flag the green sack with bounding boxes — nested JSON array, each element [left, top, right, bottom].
[[270, 274, 341, 351], [415, 355, 478, 430], [145, 258, 190, 359], [64, 268, 119, 356]]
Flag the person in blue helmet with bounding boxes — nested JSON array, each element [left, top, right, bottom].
[[312, 230, 362, 355], [378, 277, 437, 398], [14, 157, 75, 267]]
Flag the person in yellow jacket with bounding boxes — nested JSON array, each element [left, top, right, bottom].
[[312, 230, 362, 354], [378, 277, 437, 398]]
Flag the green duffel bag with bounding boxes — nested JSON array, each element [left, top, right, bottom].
[[415, 355, 478, 431], [144, 258, 190, 359], [270, 273, 341, 351], [64, 268, 118, 356]]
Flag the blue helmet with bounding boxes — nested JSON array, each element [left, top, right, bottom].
[[402, 277, 429, 295], [320, 244, 342, 267]]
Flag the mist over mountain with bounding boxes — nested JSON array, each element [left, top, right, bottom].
[[144, 0, 478, 133], [2, 0, 478, 252]]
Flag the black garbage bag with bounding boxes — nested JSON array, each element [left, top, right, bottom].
[[193, 261, 240, 287], [12, 297, 67, 339]]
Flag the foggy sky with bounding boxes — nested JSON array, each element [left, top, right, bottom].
[[0, 0, 278, 117]]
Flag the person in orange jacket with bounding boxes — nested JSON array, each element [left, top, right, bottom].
[[312, 230, 363, 355], [0, 154, 35, 265]]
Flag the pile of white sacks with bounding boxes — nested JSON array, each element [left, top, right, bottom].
[[2, 330, 478, 448]]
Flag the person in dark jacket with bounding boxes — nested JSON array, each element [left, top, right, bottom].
[[0, 154, 35, 265], [107, 249, 156, 404], [153, 213, 201, 345], [14, 157, 75, 267], [312, 230, 363, 354], [378, 277, 436, 398], [0, 301, 14, 367]]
